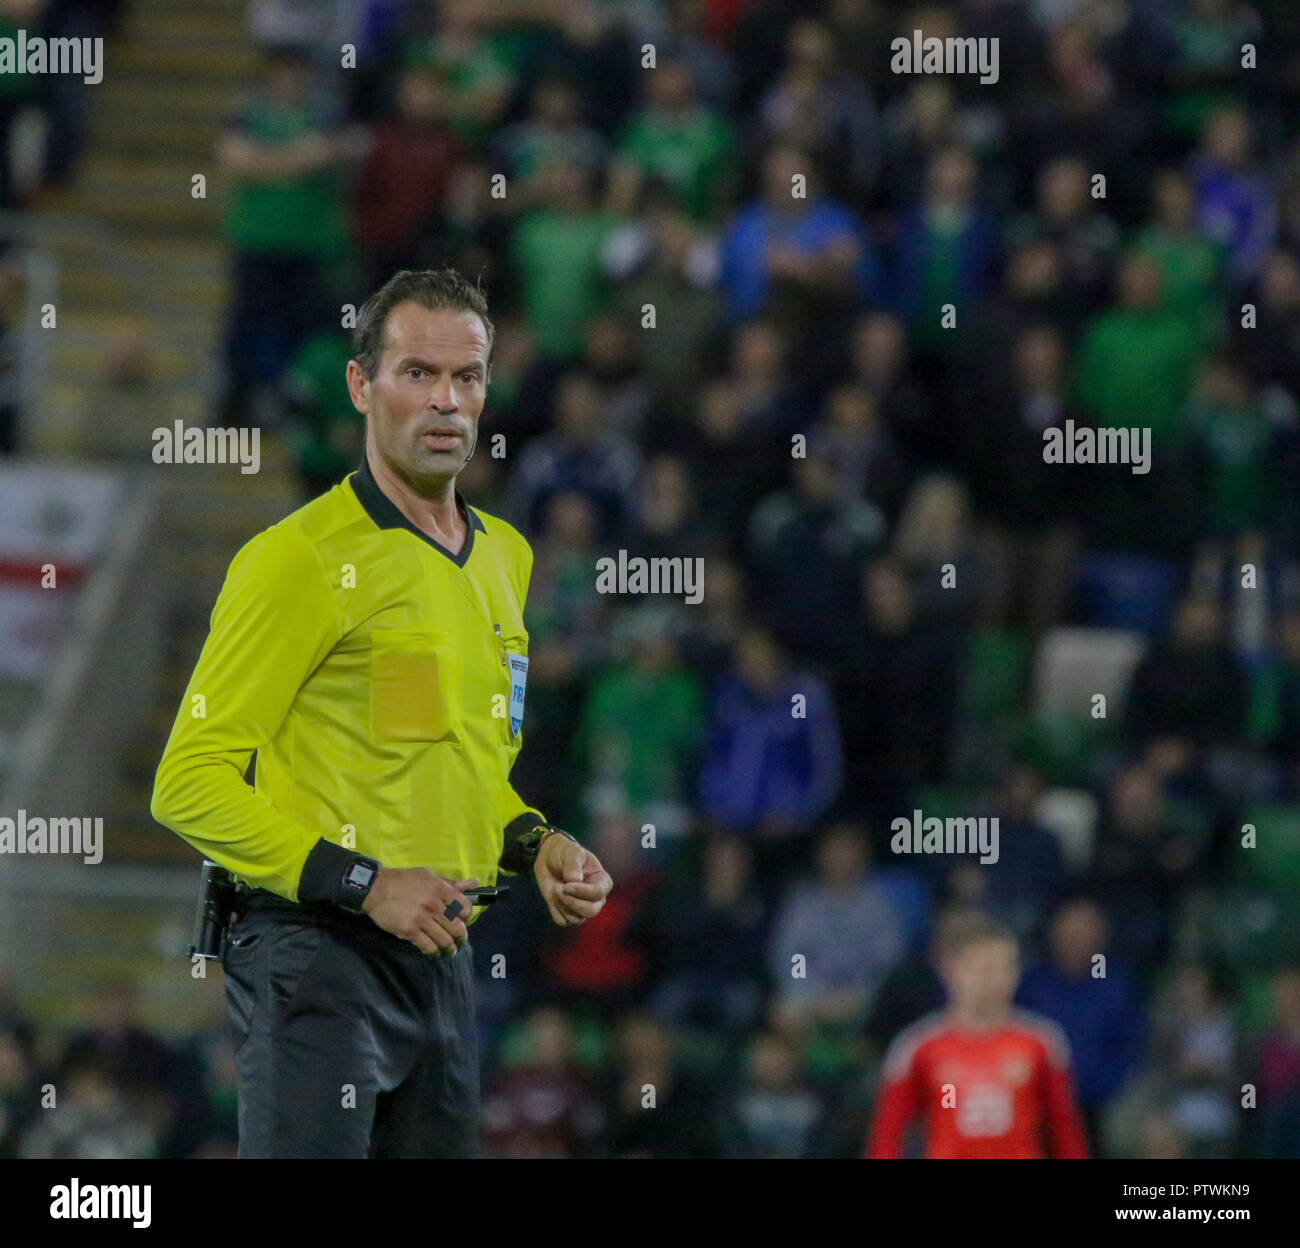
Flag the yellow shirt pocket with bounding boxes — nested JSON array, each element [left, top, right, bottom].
[[370, 627, 462, 743]]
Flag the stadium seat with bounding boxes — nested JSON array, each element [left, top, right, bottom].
[[1237, 804, 1300, 894], [1033, 626, 1148, 720], [958, 626, 1034, 725], [1012, 714, 1110, 787], [1205, 890, 1300, 968], [1034, 787, 1099, 872], [1233, 969, 1277, 1035]]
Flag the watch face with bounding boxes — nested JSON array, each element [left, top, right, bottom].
[[346, 863, 375, 889]]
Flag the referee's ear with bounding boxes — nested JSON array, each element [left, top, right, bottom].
[[345, 357, 372, 415]]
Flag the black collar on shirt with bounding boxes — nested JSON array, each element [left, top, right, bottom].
[[348, 453, 485, 570]]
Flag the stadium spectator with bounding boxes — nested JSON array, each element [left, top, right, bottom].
[[351, 65, 464, 289], [606, 182, 724, 415], [768, 822, 907, 1033], [604, 57, 737, 224], [573, 607, 706, 840], [718, 144, 883, 354], [508, 156, 623, 363], [720, 1028, 826, 1159], [1188, 105, 1275, 286], [650, 833, 770, 1033], [1070, 251, 1202, 452], [1132, 167, 1226, 349], [847, 309, 939, 473], [544, 813, 661, 1014], [833, 555, 964, 825], [815, 382, 907, 519], [602, 1013, 718, 1158], [1124, 592, 1251, 750], [1016, 899, 1146, 1148], [669, 321, 801, 547], [698, 627, 842, 843], [503, 367, 641, 538], [756, 18, 881, 203], [960, 322, 1084, 634], [746, 439, 885, 659], [277, 327, 364, 499], [0, 1021, 38, 1159], [481, 1006, 605, 1158], [1148, 961, 1240, 1157], [1251, 965, 1300, 1116], [19, 1059, 157, 1160], [891, 145, 1001, 357], [1005, 155, 1120, 320], [489, 74, 607, 196], [978, 765, 1072, 945], [214, 44, 355, 428]]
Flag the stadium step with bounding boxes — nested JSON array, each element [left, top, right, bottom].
[[108, 42, 261, 81], [16, 0, 306, 1028]]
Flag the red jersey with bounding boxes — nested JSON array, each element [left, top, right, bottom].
[[865, 1009, 1088, 1159]]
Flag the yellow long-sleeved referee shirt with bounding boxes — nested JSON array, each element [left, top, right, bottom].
[[151, 456, 539, 912]]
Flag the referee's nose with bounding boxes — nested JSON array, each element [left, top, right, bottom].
[[428, 378, 457, 413]]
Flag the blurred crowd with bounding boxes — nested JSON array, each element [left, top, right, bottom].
[[0, 0, 124, 454], [8, 0, 1300, 1157]]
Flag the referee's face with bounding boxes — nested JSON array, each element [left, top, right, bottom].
[[348, 301, 490, 495]]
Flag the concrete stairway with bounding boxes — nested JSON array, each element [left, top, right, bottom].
[[16, 0, 305, 1033]]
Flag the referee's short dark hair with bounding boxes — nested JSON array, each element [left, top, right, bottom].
[[352, 268, 495, 380]]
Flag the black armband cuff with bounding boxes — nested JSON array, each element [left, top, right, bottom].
[[499, 811, 575, 877], [297, 838, 381, 913]]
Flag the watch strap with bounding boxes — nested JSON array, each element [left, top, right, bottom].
[[298, 838, 382, 913], [499, 811, 576, 876]]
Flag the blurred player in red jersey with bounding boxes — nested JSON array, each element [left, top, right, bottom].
[[865, 915, 1088, 1158]]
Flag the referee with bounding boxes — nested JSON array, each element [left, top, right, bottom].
[[151, 267, 613, 1158]]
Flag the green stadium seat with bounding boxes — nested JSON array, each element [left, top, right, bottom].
[[1206, 890, 1300, 968], [1237, 804, 1300, 894], [1012, 714, 1110, 787], [957, 626, 1034, 725]]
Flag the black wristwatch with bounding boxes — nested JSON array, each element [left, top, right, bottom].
[[298, 838, 382, 913], [339, 856, 381, 912], [499, 812, 577, 877]]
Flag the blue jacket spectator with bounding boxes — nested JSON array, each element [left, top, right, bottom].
[[699, 628, 840, 836], [1016, 899, 1146, 1118], [718, 145, 884, 325], [892, 145, 1000, 348]]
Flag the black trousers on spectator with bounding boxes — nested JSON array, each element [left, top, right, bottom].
[[217, 252, 329, 427], [222, 891, 480, 1159]]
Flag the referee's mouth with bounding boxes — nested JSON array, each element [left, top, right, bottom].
[[420, 427, 464, 451]]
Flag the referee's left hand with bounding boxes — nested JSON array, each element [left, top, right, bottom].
[[535, 833, 612, 927]]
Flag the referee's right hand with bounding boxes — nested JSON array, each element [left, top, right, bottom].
[[362, 868, 478, 957]]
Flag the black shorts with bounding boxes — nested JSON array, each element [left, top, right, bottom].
[[221, 890, 479, 1159]]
